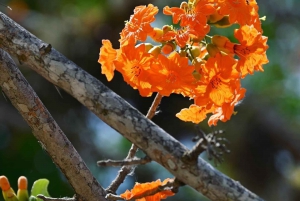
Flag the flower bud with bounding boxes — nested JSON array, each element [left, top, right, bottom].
[[206, 44, 220, 57], [192, 58, 204, 80], [143, 43, 154, 52], [17, 176, 29, 201], [149, 28, 163, 42], [0, 176, 18, 201], [148, 46, 161, 57], [192, 70, 201, 80], [162, 25, 173, 34], [212, 35, 228, 48], [212, 35, 234, 54], [213, 16, 232, 28], [190, 46, 201, 58], [161, 42, 176, 55], [208, 9, 224, 24]]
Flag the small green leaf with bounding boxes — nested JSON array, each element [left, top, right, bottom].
[[29, 196, 37, 201], [30, 179, 50, 200]]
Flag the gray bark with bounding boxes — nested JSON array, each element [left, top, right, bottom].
[[0, 12, 264, 201]]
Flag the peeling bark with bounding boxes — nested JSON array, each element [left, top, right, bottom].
[[0, 49, 107, 201], [0, 12, 264, 201]]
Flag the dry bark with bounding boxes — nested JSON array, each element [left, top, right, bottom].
[[0, 12, 264, 201]]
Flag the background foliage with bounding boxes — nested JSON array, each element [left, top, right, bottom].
[[0, 0, 300, 200]]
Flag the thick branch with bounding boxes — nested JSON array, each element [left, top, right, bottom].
[[0, 12, 263, 201], [0, 49, 107, 201]]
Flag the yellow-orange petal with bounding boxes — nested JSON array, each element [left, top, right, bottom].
[[176, 104, 209, 124], [120, 179, 174, 201], [98, 39, 117, 81]]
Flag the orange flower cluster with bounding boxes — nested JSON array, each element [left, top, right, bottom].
[[98, 0, 268, 126], [120, 179, 174, 201]]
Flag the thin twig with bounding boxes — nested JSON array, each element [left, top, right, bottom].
[[97, 156, 152, 167], [184, 129, 230, 165], [183, 138, 206, 163], [37, 195, 76, 201], [105, 142, 138, 193], [126, 144, 139, 160], [0, 49, 107, 201], [105, 194, 124, 201], [106, 93, 163, 193]]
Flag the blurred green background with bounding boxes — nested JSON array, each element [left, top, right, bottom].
[[1, 0, 300, 200]]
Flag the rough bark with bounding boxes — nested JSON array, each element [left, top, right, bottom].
[[0, 49, 107, 201], [0, 12, 264, 201]]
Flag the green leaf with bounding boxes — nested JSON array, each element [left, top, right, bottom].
[[30, 179, 50, 200], [29, 196, 37, 201]]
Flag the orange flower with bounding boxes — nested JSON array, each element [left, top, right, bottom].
[[149, 52, 196, 97], [120, 179, 175, 201], [120, 4, 158, 46], [217, 0, 258, 25], [162, 27, 197, 48], [163, 1, 215, 40], [97, 0, 267, 126], [98, 40, 118, 81], [195, 53, 239, 106], [233, 25, 268, 78], [114, 44, 154, 97], [208, 83, 246, 126]]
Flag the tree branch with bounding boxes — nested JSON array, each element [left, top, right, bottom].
[[0, 12, 264, 201], [37, 195, 76, 201], [105, 144, 138, 194], [97, 156, 152, 167], [0, 49, 107, 201], [106, 92, 163, 193]]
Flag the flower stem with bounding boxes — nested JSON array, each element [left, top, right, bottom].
[[145, 93, 163, 119]]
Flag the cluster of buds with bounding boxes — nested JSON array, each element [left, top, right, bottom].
[[98, 0, 268, 126], [0, 176, 28, 201], [0, 176, 50, 201]]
